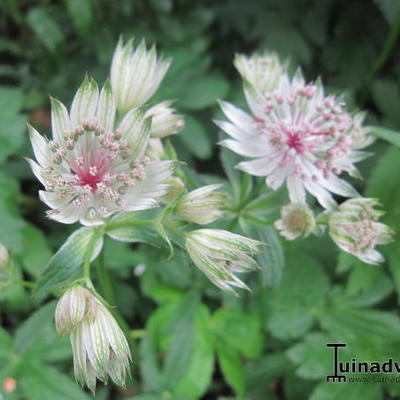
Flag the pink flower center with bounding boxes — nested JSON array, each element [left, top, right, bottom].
[[71, 151, 113, 192], [286, 132, 305, 154]]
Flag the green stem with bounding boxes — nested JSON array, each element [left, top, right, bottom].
[[83, 227, 103, 280], [360, 9, 400, 101], [95, 251, 115, 305]]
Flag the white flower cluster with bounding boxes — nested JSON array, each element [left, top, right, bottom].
[[216, 51, 392, 264]]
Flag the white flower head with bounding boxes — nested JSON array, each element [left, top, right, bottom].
[[145, 100, 184, 138], [185, 229, 262, 294], [275, 203, 316, 240], [177, 184, 225, 225], [27, 77, 176, 226], [56, 286, 131, 393], [110, 37, 171, 113], [216, 69, 373, 210], [234, 51, 286, 94], [329, 198, 393, 264]]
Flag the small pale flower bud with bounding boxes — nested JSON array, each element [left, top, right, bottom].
[[55, 286, 92, 336], [0, 243, 10, 270], [274, 203, 316, 240], [234, 51, 286, 93], [56, 286, 131, 393], [329, 198, 393, 264], [145, 138, 165, 160], [162, 177, 185, 203], [110, 38, 171, 113], [177, 184, 225, 225], [145, 101, 185, 138], [185, 229, 262, 294]]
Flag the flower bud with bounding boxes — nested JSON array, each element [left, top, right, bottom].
[[234, 51, 286, 93], [145, 101, 184, 138], [110, 38, 170, 113], [274, 203, 316, 240], [329, 198, 393, 264], [56, 286, 131, 393], [146, 138, 165, 160], [162, 177, 185, 203], [0, 243, 10, 270], [55, 286, 92, 336], [177, 184, 225, 225], [185, 229, 262, 294]]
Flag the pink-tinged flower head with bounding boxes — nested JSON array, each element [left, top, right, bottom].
[[27, 77, 175, 226], [329, 198, 393, 265], [216, 69, 372, 209]]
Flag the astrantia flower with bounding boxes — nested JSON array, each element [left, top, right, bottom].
[[329, 198, 393, 264], [27, 77, 175, 226], [145, 100, 185, 138], [177, 184, 225, 225], [56, 286, 131, 393], [216, 69, 372, 210], [185, 229, 262, 293], [275, 203, 315, 240], [110, 38, 170, 113], [234, 51, 286, 94]]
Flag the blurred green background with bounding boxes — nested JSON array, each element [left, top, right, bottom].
[[1, 0, 400, 399]]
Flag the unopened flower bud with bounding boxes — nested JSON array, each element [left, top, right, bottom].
[[110, 38, 171, 113], [145, 101, 184, 138], [234, 51, 286, 93], [185, 229, 262, 294], [177, 184, 225, 224], [274, 203, 316, 240], [162, 177, 185, 203], [329, 198, 393, 264], [55, 286, 93, 336], [56, 286, 131, 393], [0, 243, 10, 270]]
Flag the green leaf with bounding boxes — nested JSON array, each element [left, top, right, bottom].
[[211, 306, 264, 359], [19, 363, 91, 400], [177, 74, 229, 110], [177, 116, 212, 160], [0, 326, 13, 363], [265, 253, 329, 340], [217, 340, 245, 397], [163, 291, 200, 388], [372, 80, 400, 126], [64, 0, 92, 35], [371, 126, 400, 147], [106, 210, 166, 247], [35, 227, 104, 297], [252, 225, 285, 288], [310, 381, 382, 400], [20, 224, 52, 278], [286, 332, 337, 380], [173, 305, 214, 398], [26, 8, 63, 53], [0, 87, 27, 164]]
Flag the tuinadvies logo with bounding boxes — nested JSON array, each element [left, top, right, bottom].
[[326, 343, 400, 383]]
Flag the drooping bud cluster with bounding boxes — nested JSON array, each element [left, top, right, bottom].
[[328, 198, 393, 264], [275, 203, 316, 240], [110, 38, 171, 113], [55, 286, 131, 393], [177, 184, 225, 225], [216, 53, 372, 210], [185, 229, 262, 294], [27, 77, 176, 226], [145, 100, 185, 138]]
